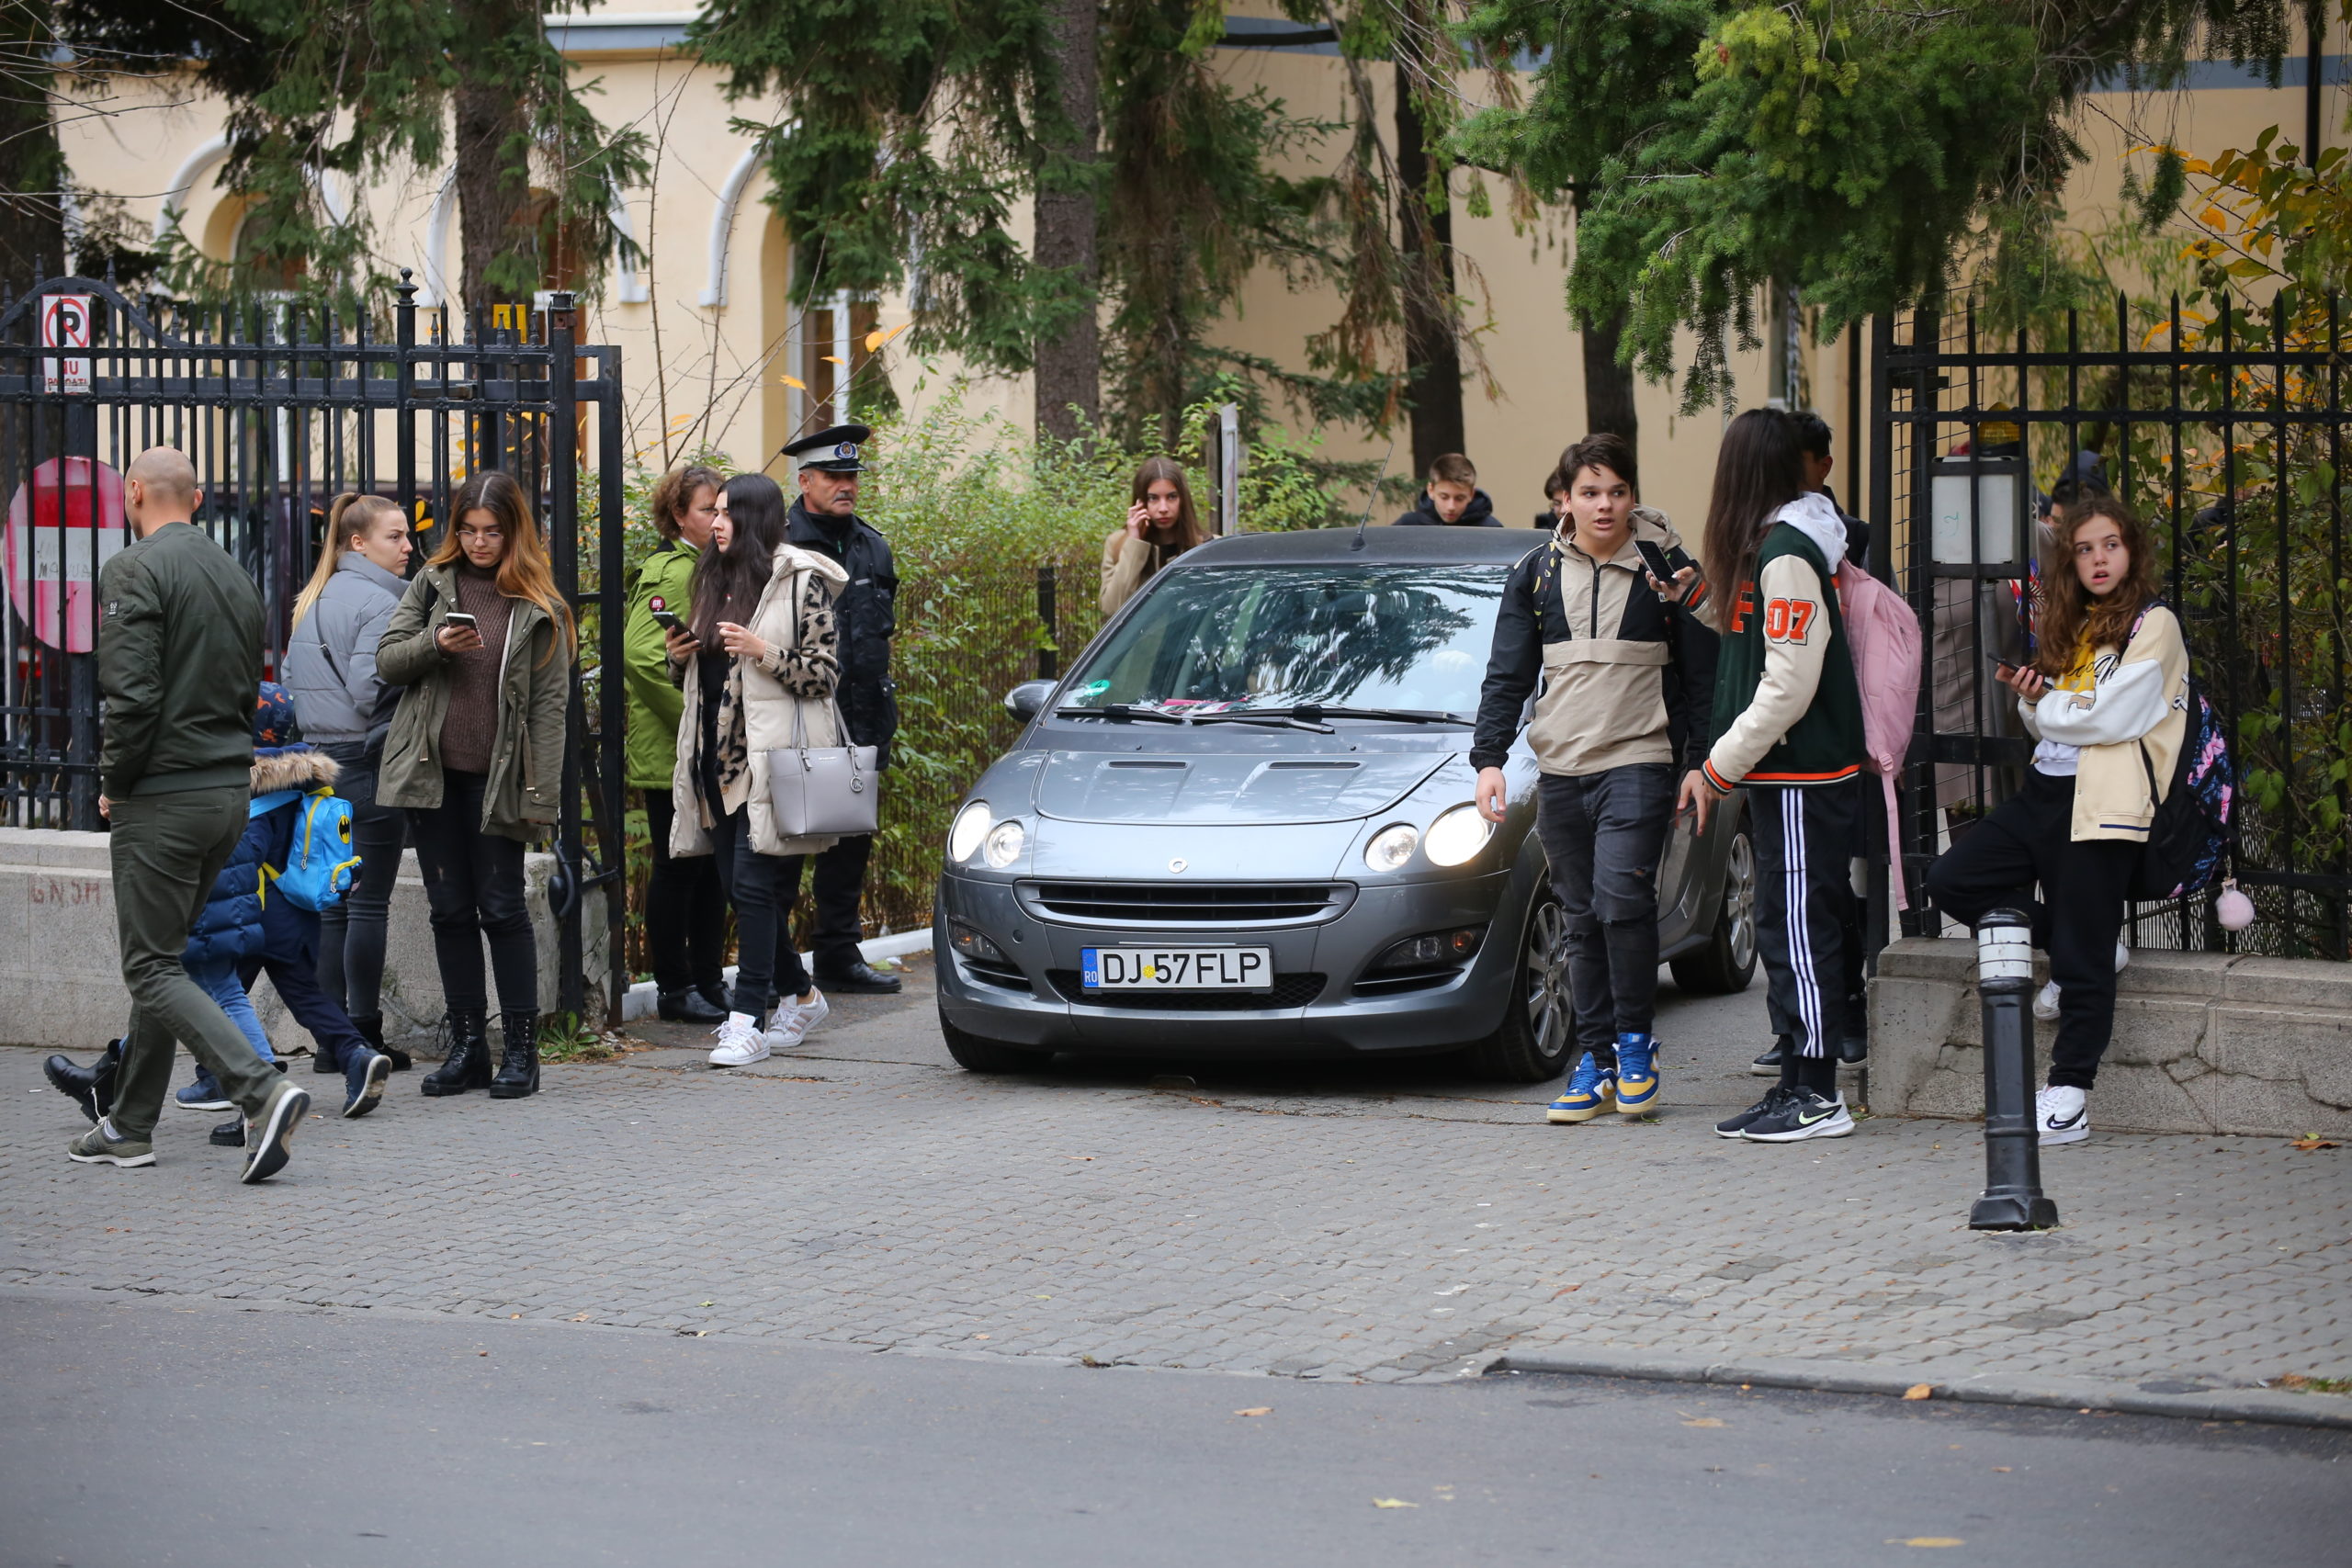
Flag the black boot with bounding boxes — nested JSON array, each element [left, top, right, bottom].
[[311, 1036, 342, 1074], [658, 987, 725, 1024], [354, 1013, 411, 1073], [489, 1010, 540, 1100], [421, 1011, 492, 1097], [695, 981, 729, 1014], [44, 1038, 122, 1125]]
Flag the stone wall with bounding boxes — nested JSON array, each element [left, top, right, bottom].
[[0, 828, 606, 1055], [1869, 937, 2352, 1137]]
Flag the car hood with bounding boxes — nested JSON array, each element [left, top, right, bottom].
[[1033, 750, 1451, 825]]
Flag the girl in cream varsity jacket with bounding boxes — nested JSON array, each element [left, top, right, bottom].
[[1926, 496, 2187, 1146]]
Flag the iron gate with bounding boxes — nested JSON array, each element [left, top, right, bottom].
[[0, 272, 627, 1021], [1870, 295, 2352, 960]]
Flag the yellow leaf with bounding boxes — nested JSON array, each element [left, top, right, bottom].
[[1904, 1384, 1936, 1401], [779, 374, 807, 389], [1682, 1417, 1725, 1427], [865, 329, 885, 352], [1889, 1540, 1965, 1549], [1234, 1406, 1272, 1417], [1372, 1498, 1419, 1509], [821, 354, 846, 365]]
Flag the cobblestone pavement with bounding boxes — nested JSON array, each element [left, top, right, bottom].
[[5, 959, 2346, 1394]]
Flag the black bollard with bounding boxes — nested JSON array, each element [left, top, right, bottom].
[[1969, 908, 2060, 1231]]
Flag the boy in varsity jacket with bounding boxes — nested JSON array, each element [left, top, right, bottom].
[[1686, 412, 1869, 1144], [1474, 434, 1717, 1123]]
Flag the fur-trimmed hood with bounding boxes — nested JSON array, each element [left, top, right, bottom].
[[250, 746, 340, 798]]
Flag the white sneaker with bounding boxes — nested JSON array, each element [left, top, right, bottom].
[[761, 987, 830, 1052], [708, 1012, 770, 1067], [2036, 1084, 2089, 1145], [2114, 939, 2130, 973], [2032, 980, 2062, 1021]]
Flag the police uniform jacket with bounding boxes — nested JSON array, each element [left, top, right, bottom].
[[786, 498, 899, 767]]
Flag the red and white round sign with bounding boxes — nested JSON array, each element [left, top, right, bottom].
[[6, 457, 128, 654]]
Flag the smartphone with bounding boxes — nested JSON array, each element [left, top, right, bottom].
[[1634, 538, 1677, 582], [1664, 544, 1695, 575], [1993, 659, 2018, 681], [650, 607, 684, 635], [443, 611, 478, 631]]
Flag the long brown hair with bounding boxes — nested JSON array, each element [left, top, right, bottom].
[[649, 462, 725, 545], [1132, 457, 1204, 553], [291, 491, 401, 628], [1698, 410, 1806, 632], [427, 470, 575, 663], [2033, 495, 2160, 680], [690, 473, 793, 646]]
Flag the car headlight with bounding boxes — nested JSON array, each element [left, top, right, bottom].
[[1364, 822, 1419, 872], [949, 800, 992, 863], [1372, 925, 1486, 972], [1422, 804, 1493, 867], [948, 920, 1009, 964], [982, 818, 1027, 868]]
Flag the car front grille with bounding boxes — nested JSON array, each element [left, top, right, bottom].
[[1017, 881, 1354, 927], [1046, 971, 1328, 1010]]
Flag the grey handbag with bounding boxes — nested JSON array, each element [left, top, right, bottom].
[[764, 690, 878, 839]]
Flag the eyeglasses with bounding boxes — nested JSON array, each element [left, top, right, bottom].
[[458, 525, 506, 542]]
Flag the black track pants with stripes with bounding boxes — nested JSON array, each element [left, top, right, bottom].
[[1747, 783, 1862, 1060]]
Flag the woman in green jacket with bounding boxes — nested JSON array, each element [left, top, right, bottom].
[[625, 463, 729, 1023], [377, 470, 574, 1100]]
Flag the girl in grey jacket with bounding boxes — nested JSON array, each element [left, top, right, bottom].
[[284, 493, 415, 1070]]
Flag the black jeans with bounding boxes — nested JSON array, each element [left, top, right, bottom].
[[1925, 769, 2139, 1089], [1536, 764, 1673, 1067], [1750, 784, 1862, 1078], [316, 740, 406, 1021], [710, 807, 812, 1016], [644, 788, 727, 996], [407, 769, 537, 1019], [807, 832, 876, 973]]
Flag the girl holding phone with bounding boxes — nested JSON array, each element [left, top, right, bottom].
[[377, 471, 574, 1100], [1100, 458, 1204, 614], [1926, 496, 2186, 1145]]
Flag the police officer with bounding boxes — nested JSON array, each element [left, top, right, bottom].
[[778, 423, 902, 994]]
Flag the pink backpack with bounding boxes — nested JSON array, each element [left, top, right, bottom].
[[1836, 559, 1922, 908]]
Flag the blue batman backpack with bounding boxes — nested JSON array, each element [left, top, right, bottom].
[[252, 787, 361, 912]]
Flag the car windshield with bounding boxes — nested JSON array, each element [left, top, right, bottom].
[[1062, 563, 1507, 716]]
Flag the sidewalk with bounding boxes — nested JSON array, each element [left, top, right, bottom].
[[4, 963, 2346, 1417]]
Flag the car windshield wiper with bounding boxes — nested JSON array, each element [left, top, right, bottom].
[[1290, 705, 1471, 726], [1185, 711, 1337, 734], [1055, 704, 1192, 724]]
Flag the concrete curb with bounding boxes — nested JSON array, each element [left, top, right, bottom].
[[1491, 1349, 2352, 1431], [617, 928, 933, 1022]]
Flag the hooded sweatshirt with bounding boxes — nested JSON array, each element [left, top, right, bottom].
[[1471, 505, 1717, 777], [1703, 492, 1867, 791], [1392, 489, 1499, 527], [2019, 604, 2188, 841]]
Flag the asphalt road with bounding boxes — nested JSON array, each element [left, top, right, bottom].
[[5, 1290, 2343, 1568]]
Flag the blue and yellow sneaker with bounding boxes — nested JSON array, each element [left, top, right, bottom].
[[1614, 1032, 1660, 1116], [1547, 1053, 1617, 1122]]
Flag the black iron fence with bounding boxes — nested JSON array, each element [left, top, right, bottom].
[[0, 274, 628, 1018], [1871, 295, 2352, 958]]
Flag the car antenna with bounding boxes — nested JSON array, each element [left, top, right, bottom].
[[1350, 430, 1399, 551]]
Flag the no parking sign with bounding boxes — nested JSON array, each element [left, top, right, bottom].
[[40, 293, 91, 395]]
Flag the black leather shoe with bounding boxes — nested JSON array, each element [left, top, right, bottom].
[[814, 959, 902, 996], [209, 1114, 245, 1147], [422, 1011, 492, 1097], [696, 982, 729, 1013], [44, 1038, 121, 1125], [489, 1011, 540, 1099], [353, 1013, 412, 1073], [659, 987, 726, 1023], [1749, 1038, 1789, 1077]]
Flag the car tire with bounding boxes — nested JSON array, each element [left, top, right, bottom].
[[938, 1007, 1056, 1073], [1669, 823, 1758, 995], [1462, 888, 1577, 1083]]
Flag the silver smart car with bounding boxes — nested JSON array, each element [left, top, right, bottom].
[[931, 525, 1756, 1081]]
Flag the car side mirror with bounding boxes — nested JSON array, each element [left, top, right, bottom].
[[1004, 680, 1055, 722]]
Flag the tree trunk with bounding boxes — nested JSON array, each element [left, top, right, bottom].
[[1034, 0, 1101, 446], [1394, 60, 1464, 478], [1571, 194, 1639, 460], [0, 0, 66, 290], [452, 0, 542, 319]]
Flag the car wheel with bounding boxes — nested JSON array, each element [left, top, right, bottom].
[[1669, 823, 1758, 995], [937, 1007, 1056, 1073], [1463, 889, 1576, 1083]]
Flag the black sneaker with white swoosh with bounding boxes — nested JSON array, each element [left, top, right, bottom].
[[1739, 1088, 1855, 1143]]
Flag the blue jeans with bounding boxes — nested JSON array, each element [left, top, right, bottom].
[[184, 958, 277, 1068]]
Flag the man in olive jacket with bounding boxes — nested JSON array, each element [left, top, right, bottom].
[[73, 447, 311, 1180]]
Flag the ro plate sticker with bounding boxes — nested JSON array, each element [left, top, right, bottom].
[[1081, 948, 1101, 987]]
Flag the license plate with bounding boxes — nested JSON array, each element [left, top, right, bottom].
[[1080, 946, 1273, 991]]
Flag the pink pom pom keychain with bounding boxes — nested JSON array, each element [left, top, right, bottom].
[[2215, 878, 2256, 932]]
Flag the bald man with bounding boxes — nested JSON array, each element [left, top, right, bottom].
[[71, 446, 312, 1181]]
